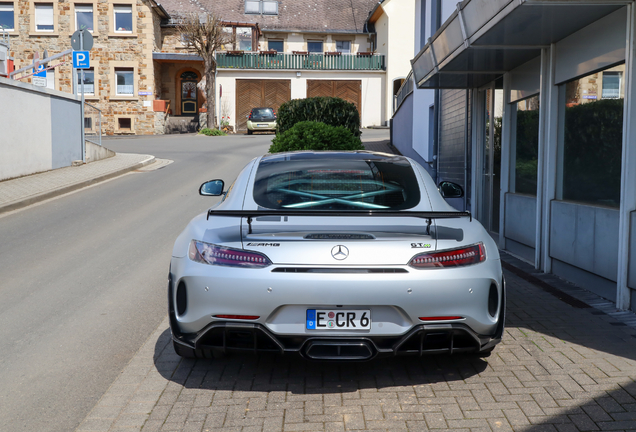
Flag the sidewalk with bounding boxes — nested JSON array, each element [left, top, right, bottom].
[[0, 153, 155, 215]]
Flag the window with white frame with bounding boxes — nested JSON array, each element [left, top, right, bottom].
[[336, 41, 351, 53], [115, 68, 134, 95], [78, 68, 95, 94], [113, 5, 132, 33], [602, 71, 622, 99], [0, 3, 14, 31], [245, 0, 278, 15], [75, 4, 93, 31], [35, 4, 54, 32]]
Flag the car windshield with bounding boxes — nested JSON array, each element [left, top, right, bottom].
[[253, 108, 274, 116], [253, 153, 420, 210]]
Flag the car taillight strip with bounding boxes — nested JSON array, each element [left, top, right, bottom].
[[214, 315, 260, 320], [419, 316, 463, 321], [409, 243, 485, 269], [190, 240, 272, 268]]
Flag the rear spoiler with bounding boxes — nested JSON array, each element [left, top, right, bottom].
[[207, 209, 472, 234]]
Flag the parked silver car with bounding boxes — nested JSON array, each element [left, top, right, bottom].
[[169, 151, 504, 360]]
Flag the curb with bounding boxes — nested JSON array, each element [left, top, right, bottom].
[[0, 155, 156, 215]]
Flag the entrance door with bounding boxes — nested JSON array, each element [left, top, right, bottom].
[[479, 86, 502, 234], [181, 71, 198, 115]]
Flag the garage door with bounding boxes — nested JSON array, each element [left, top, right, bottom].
[[236, 79, 291, 131], [307, 80, 362, 118]]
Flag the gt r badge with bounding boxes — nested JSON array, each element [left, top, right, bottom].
[[331, 245, 349, 260]]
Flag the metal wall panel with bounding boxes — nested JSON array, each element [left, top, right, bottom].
[[50, 96, 82, 169], [550, 200, 619, 283], [509, 56, 541, 103], [555, 8, 627, 85], [629, 211, 636, 290], [504, 193, 536, 247]]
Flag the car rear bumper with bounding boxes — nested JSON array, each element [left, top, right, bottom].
[[247, 120, 276, 130], [171, 320, 502, 361]]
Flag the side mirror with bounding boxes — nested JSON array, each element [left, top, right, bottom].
[[199, 179, 224, 196], [439, 181, 464, 199]]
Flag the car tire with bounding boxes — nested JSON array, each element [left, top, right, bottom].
[[247, 129, 253, 135]]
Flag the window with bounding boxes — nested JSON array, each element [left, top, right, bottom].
[[114, 5, 132, 33], [118, 117, 132, 130], [245, 0, 278, 15], [602, 71, 622, 99], [0, 3, 14, 31], [35, 4, 54, 32], [75, 4, 93, 31], [77, 68, 94, 94], [268, 40, 283, 52], [236, 27, 252, 51], [253, 154, 421, 210], [307, 40, 323, 53], [336, 41, 351, 53], [559, 65, 625, 207], [512, 95, 540, 195], [46, 69, 55, 90], [115, 68, 134, 95]]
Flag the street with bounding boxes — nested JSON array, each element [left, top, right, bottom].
[[0, 133, 274, 431], [2, 130, 636, 432]]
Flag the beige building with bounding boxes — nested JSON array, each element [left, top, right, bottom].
[[5, 0, 388, 134]]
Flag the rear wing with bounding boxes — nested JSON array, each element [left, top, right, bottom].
[[207, 209, 472, 234]]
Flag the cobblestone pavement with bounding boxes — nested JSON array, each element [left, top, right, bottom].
[[77, 258, 636, 432]]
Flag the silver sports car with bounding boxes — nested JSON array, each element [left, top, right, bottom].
[[169, 151, 504, 361]]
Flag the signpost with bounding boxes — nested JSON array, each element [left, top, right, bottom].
[[71, 29, 92, 163], [32, 65, 47, 87]]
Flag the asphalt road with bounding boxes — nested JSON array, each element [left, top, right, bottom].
[[0, 133, 274, 432]]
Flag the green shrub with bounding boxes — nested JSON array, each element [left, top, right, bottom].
[[276, 97, 361, 137], [199, 128, 227, 136], [269, 121, 364, 153]]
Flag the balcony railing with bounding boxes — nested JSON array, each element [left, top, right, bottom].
[[216, 52, 385, 71]]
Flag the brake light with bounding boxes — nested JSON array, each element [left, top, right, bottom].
[[248, 110, 253, 120], [189, 240, 271, 268], [419, 316, 463, 321], [409, 243, 485, 269], [214, 315, 260, 320]]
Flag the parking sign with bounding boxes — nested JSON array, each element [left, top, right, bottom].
[[73, 51, 90, 69]]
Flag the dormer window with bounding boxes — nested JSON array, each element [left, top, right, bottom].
[[245, 0, 278, 15]]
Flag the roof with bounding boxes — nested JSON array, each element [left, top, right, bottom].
[[158, 0, 379, 33]]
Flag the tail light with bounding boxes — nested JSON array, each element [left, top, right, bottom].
[[248, 110, 253, 120], [214, 315, 260, 320], [409, 243, 485, 269], [419, 316, 463, 321], [189, 240, 271, 268]]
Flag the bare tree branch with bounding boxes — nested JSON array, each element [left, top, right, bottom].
[[177, 13, 234, 129]]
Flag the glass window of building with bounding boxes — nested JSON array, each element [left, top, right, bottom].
[[268, 40, 283, 52], [336, 41, 351, 53], [0, 3, 14, 31], [35, 4, 54, 31], [513, 95, 540, 195], [601, 71, 622, 99], [114, 5, 132, 33], [78, 68, 95, 94], [236, 27, 252, 51], [307, 40, 323, 53], [560, 64, 625, 207], [75, 4, 93, 31], [115, 68, 134, 95]]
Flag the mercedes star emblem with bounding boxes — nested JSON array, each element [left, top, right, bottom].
[[331, 245, 349, 260]]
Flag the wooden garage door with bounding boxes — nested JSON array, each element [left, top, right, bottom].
[[307, 80, 362, 118], [236, 79, 291, 131]]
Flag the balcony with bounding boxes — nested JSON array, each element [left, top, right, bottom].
[[216, 52, 385, 71]]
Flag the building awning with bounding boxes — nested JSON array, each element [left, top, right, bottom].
[[153, 52, 203, 62], [411, 0, 627, 89]]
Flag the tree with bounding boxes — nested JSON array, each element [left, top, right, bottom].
[[177, 13, 233, 128]]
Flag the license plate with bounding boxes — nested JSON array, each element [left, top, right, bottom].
[[306, 309, 371, 330], [257, 124, 268, 127]]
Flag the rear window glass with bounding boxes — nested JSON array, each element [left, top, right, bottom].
[[253, 154, 420, 210], [253, 108, 274, 116]]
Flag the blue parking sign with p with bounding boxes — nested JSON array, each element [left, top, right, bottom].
[[33, 65, 46, 77], [73, 51, 90, 69]]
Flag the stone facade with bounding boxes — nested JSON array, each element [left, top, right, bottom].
[[8, 0, 165, 135]]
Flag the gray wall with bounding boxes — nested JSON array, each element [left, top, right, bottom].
[[505, 193, 537, 247], [0, 77, 82, 181], [550, 201, 619, 299], [629, 211, 636, 290]]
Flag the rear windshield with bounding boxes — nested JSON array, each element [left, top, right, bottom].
[[253, 108, 274, 116], [253, 154, 421, 210]]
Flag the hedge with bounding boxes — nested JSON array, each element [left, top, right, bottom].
[[276, 97, 361, 137], [269, 121, 364, 153]]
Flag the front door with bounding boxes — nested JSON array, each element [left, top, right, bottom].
[[181, 71, 198, 115]]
